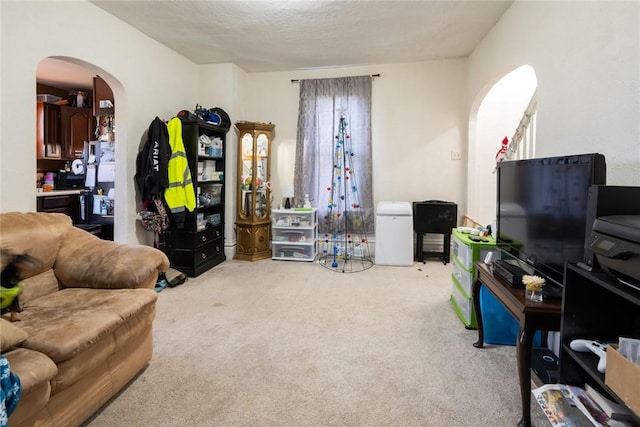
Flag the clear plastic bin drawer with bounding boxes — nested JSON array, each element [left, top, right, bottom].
[[272, 228, 315, 243], [451, 281, 473, 325], [271, 241, 315, 261], [452, 234, 497, 271], [452, 259, 473, 297], [453, 235, 472, 269]]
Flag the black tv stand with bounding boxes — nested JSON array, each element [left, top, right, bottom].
[[559, 264, 640, 424]]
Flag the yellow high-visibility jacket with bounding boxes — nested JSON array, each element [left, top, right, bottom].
[[164, 117, 196, 228]]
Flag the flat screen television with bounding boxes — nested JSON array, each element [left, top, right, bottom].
[[496, 153, 606, 286]]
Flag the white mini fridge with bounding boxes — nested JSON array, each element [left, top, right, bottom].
[[375, 201, 413, 266]]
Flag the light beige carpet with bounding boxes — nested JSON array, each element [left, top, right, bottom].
[[85, 258, 550, 426]]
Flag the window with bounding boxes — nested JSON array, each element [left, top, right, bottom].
[[294, 76, 373, 234]]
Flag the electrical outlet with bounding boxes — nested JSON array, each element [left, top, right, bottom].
[[451, 150, 462, 160]]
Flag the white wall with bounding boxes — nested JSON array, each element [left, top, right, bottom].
[[198, 63, 248, 256], [468, 66, 537, 227], [467, 2, 640, 187], [3, 1, 638, 250], [0, 1, 199, 244], [240, 60, 469, 223]]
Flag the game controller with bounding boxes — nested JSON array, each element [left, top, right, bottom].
[[570, 339, 608, 373], [457, 226, 479, 235]]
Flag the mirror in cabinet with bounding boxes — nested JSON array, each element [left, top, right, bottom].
[[235, 121, 274, 261]]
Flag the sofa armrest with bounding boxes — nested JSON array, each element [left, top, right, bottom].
[[54, 227, 170, 289]]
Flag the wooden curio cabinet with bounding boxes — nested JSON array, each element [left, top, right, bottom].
[[235, 122, 275, 261]]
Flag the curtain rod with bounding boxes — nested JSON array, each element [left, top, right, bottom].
[[291, 74, 380, 83]]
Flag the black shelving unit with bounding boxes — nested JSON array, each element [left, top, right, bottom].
[[559, 263, 640, 422], [166, 118, 229, 276]]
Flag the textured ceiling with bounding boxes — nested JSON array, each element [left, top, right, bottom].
[[37, 1, 512, 89], [90, 0, 513, 73]]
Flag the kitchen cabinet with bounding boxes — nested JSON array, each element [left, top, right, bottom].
[[62, 106, 93, 159], [37, 102, 93, 160], [36, 193, 80, 224], [36, 102, 62, 159], [93, 75, 114, 116]]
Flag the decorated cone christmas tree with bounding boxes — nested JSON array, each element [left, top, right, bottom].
[[319, 116, 373, 272]]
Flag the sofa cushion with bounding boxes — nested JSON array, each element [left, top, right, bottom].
[[53, 306, 154, 393], [20, 269, 60, 306], [55, 227, 169, 290], [18, 288, 158, 363], [4, 347, 58, 427], [1, 212, 72, 305], [3, 347, 57, 395], [0, 318, 28, 352]]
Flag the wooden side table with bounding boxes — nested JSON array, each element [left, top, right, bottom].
[[472, 262, 562, 427]]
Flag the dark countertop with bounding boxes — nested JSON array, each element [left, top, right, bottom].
[[36, 189, 85, 197]]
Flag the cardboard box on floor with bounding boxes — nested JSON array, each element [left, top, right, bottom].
[[605, 345, 640, 416]]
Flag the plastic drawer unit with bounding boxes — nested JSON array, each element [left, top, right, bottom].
[[271, 208, 317, 262], [450, 228, 501, 328]]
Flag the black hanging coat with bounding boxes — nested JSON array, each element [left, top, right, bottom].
[[135, 117, 170, 203]]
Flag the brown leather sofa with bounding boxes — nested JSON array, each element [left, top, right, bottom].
[[0, 212, 169, 427]]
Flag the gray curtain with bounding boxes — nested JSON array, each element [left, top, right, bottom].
[[294, 76, 373, 234]]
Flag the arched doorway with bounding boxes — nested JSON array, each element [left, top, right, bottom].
[[467, 65, 537, 228], [36, 57, 118, 240]]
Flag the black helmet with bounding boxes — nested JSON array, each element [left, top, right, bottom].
[[208, 107, 231, 130]]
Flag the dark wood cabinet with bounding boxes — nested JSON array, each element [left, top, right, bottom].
[[37, 102, 62, 159], [37, 103, 93, 160], [62, 106, 93, 159], [37, 194, 80, 224], [559, 264, 640, 422], [166, 118, 229, 276], [93, 75, 114, 116]]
